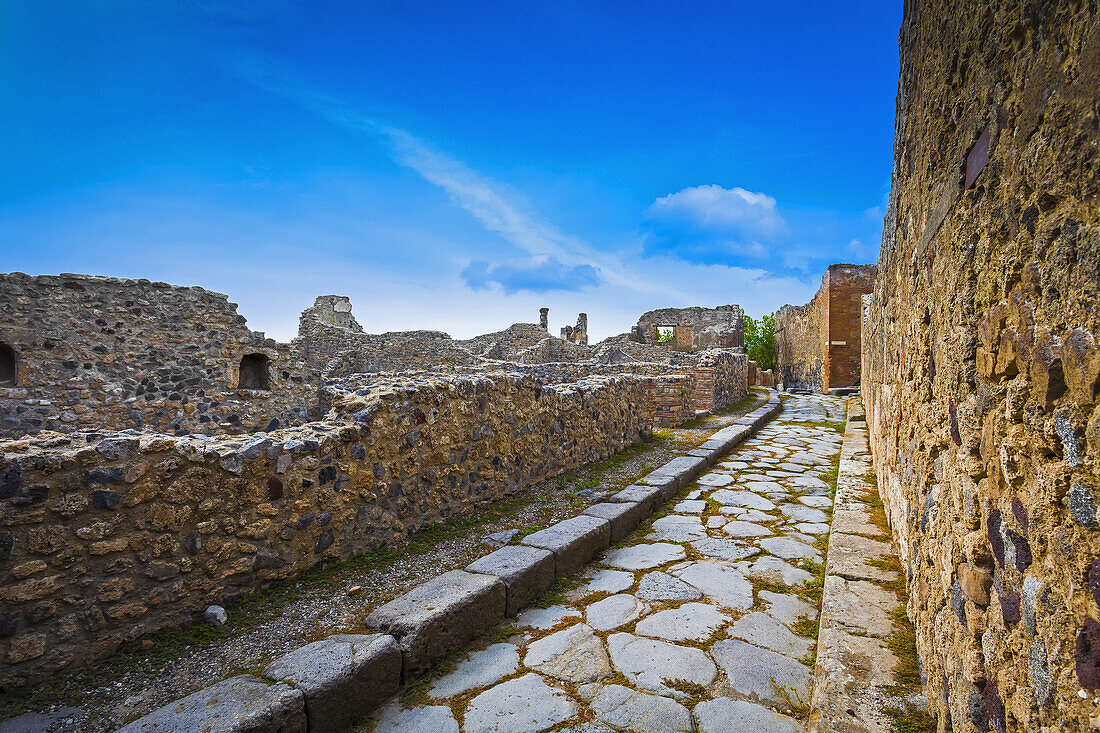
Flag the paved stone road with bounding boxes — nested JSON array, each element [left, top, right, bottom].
[[369, 393, 846, 733]]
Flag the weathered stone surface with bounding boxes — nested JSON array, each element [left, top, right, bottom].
[[672, 562, 753, 609], [634, 602, 728, 642], [516, 605, 579, 630], [365, 570, 505, 677], [607, 484, 663, 515], [582, 502, 645, 543], [521, 516, 611, 578], [710, 489, 775, 510], [607, 633, 717, 697], [635, 571, 702, 601], [759, 536, 821, 561], [646, 514, 706, 541], [524, 623, 612, 683], [672, 499, 706, 514], [116, 675, 306, 733], [603, 542, 685, 571], [759, 590, 817, 625], [582, 569, 634, 595], [467, 545, 556, 616], [262, 633, 399, 732], [590, 685, 691, 733], [694, 697, 800, 733], [813, 532, 893, 583], [463, 673, 576, 733], [429, 643, 520, 699], [728, 612, 814, 659], [721, 520, 773, 539], [373, 703, 458, 733], [711, 639, 811, 705], [585, 594, 645, 631]]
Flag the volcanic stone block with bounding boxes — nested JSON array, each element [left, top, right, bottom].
[[365, 570, 506, 679], [116, 675, 306, 733], [466, 545, 555, 616], [262, 634, 400, 733], [520, 515, 612, 577], [634, 472, 679, 500], [608, 484, 663, 515], [583, 501, 646, 543], [638, 455, 708, 499]]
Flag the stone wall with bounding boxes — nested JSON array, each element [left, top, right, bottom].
[[862, 2, 1100, 730], [0, 274, 318, 438], [0, 371, 653, 686], [776, 294, 826, 392], [776, 264, 875, 392], [630, 305, 744, 350]]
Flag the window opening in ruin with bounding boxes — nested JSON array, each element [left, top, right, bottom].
[[655, 326, 674, 343], [0, 344, 14, 385], [239, 353, 270, 390]]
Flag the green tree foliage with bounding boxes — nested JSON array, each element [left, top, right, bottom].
[[743, 312, 777, 371]]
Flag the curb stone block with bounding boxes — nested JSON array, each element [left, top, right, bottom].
[[364, 570, 506, 679], [261, 634, 399, 733], [582, 501, 646, 543], [519, 515, 611, 577], [608, 484, 663, 515], [634, 473, 679, 500], [466, 545, 555, 616], [115, 675, 306, 733]]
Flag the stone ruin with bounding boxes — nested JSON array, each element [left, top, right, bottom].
[[775, 264, 876, 393], [0, 273, 752, 686]]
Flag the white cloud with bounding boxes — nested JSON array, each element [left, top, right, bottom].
[[646, 184, 787, 238]]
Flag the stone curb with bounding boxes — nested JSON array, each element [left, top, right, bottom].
[[115, 389, 782, 733], [808, 396, 905, 733]]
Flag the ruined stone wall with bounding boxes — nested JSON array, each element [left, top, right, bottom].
[[0, 371, 652, 686], [776, 295, 826, 392], [457, 349, 748, 414], [862, 2, 1100, 730], [0, 274, 318, 438], [776, 264, 875, 392], [630, 305, 744, 350]]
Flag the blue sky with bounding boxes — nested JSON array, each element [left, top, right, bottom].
[[0, 1, 900, 341]]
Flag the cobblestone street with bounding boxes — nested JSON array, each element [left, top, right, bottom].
[[370, 392, 846, 733]]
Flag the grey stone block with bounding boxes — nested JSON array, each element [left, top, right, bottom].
[[520, 515, 611, 577], [653, 455, 708, 491], [635, 472, 679, 500], [687, 447, 716, 459], [365, 570, 506, 679], [262, 634, 399, 733], [466, 545, 555, 616], [608, 484, 663, 514], [116, 675, 306, 733], [582, 501, 646, 543]]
